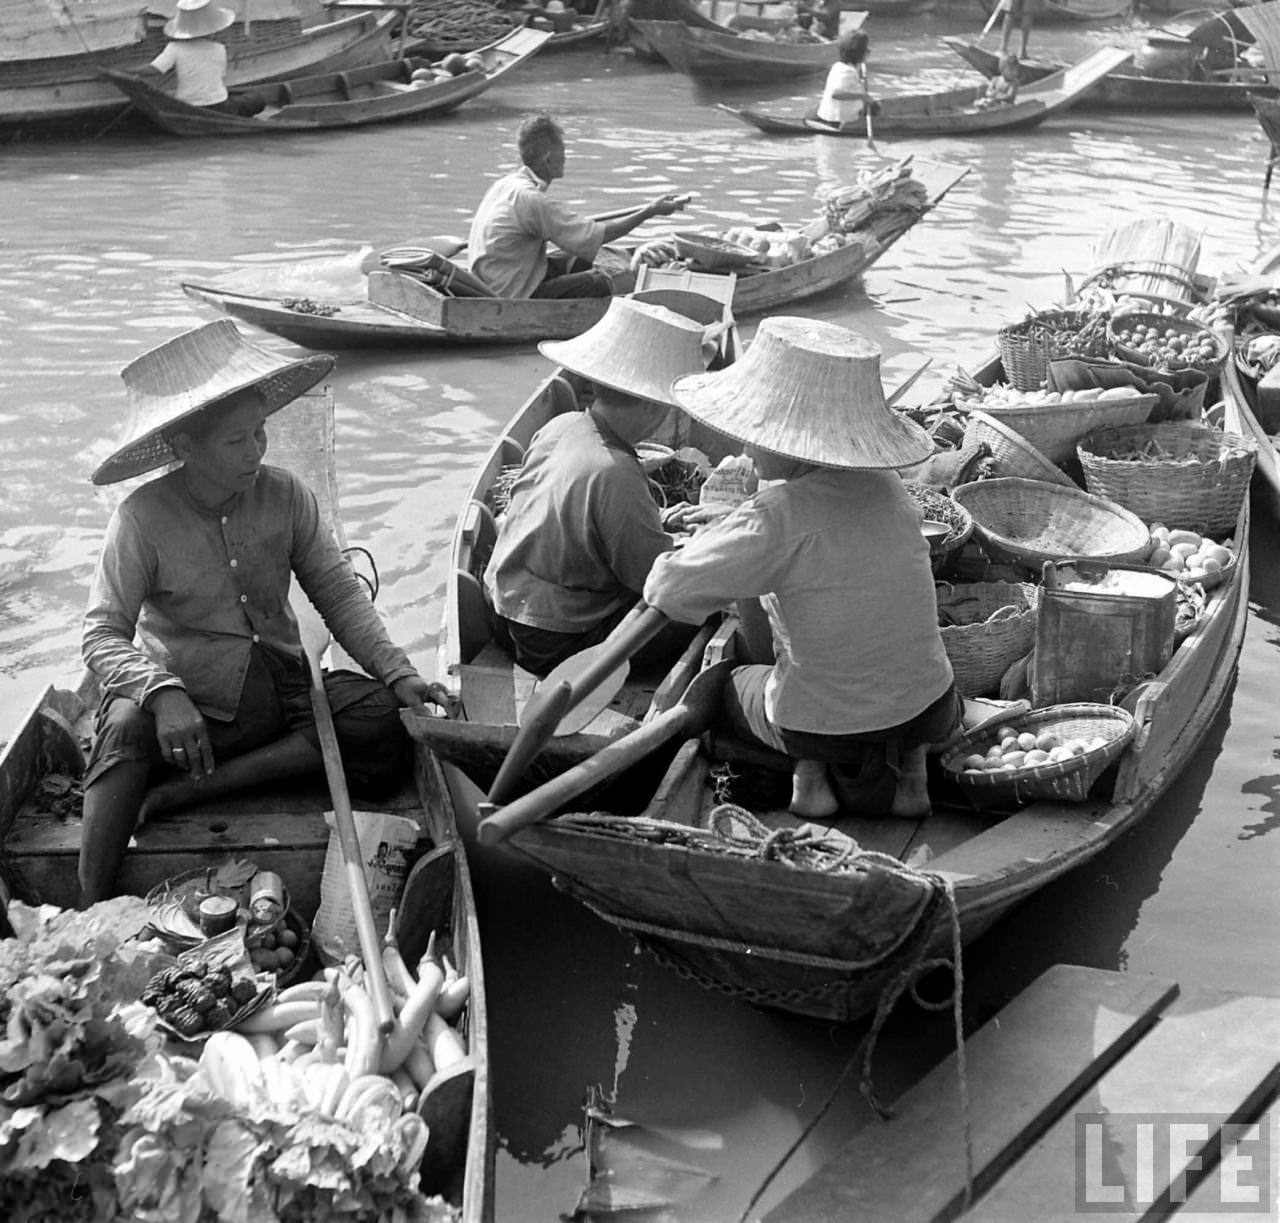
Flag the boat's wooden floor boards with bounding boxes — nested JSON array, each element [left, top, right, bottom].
[[763, 966, 1280, 1223]]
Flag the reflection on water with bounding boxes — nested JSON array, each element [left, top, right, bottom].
[[3, 14, 1280, 1218]]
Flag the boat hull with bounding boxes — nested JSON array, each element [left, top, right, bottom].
[[632, 19, 839, 83]]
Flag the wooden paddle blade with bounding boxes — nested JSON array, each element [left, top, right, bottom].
[[486, 680, 574, 806], [523, 642, 630, 736]]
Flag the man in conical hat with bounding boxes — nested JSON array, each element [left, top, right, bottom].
[[643, 317, 958, 820], [78, 321, 436, 904], [484, 296, 711, 678]]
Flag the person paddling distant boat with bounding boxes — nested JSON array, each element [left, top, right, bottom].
[[467, 112, 689, 299], [78, 321, 436, 905], [139, 0, 266, 116], [813, 30, 875, 130]]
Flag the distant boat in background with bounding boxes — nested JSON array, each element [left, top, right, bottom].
[[0, 0, 396, 137], [975, 0, 1134, 22]]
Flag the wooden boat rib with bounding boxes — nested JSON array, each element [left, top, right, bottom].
[[0, 390, 492, 1220], [0, 5, 396, 134], [180, 160, 966, 349], [631, 18, 854, 83], [723, 46, 1133, 137], [101, 26, 551, 137], [943, 37, 1265, 111], [413, 264, 1249, 1024]]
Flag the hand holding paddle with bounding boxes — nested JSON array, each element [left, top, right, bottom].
[[486, 603, 669, 806]]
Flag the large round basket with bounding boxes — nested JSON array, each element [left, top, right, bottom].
[[1076, 421, 1257, 537], [903, 482, 973, 570], [963, 411, 1077, 488], [950, 477, 1152, 570], [936, 580, 1039, 697], [977, 391, 1157, 465], [1106, 310, 1227, 374], [672, 231, 761, 271], [996, 309, 1109, 392], [941, 703, 1136, 808]]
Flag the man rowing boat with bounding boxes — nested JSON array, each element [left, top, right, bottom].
[[79, 321, 434, 904], [467, 112, 689, 299], [642, 317, 959, 820]]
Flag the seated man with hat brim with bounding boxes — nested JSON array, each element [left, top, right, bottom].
[[643, 317, 958, 820], [79, 320, 439, 905], [141, 0, 266, 116], [484, 296, 714, 679]]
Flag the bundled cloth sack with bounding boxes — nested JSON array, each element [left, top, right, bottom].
[[1047, 357, 1209, 423]]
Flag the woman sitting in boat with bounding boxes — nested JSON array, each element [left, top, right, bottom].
[[139, 0, 266, 117], [642, 317, 959, 820], [974, 54, 1020, 110], [484, 297, 712, 677], [78, 320, 436, 905], [813, 30, 874, 129], [467, 112, 688, 299]]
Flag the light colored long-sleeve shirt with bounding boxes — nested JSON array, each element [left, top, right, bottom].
[[644, 468, 953, 735], [83, 465, 417, 721], [468, 165, 606, 299], [150, 39, 229, 107], [485, 410, 672, 633]]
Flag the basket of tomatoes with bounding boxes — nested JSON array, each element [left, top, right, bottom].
[[1107, 311, 1225, 373]]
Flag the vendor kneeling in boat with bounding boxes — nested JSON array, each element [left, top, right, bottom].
[[78, 320, 436, 905], [642, 317, 959, 819], [485, 297, 713, 677], [468, 112, 688, 299]]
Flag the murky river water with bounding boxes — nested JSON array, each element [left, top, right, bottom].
[[2, 7, 1279, 1218]]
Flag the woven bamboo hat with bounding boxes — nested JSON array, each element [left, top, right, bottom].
[[670, 316, 934, 470], [538, 297, 709, 407], [165, 0, 236, 40], [91, 320, 335, 486]]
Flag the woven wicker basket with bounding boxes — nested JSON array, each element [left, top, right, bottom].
[[978, 392, 1157, 465], [963, 411, 1077, 488], [997, 309, 1109, 392], [951, 477, 1152, 570], [936, 580, 1039, 697], [1076, 421, 1257, 537], [903, 482, 973, 570], [941, 703, 1136, 807], [1107, 310, 1226, 374], [672, 231, 761, 271]]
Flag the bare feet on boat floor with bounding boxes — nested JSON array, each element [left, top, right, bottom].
[[789, 759, 839, 819]]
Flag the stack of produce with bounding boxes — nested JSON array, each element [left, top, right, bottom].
[[401, 0, 516, 54], [1145, 523, 1235, 586]]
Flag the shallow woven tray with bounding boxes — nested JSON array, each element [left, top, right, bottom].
[[903, 482, 974, 564], [940, 702, 1136, 807], [936, 580, 1039, 698], [672, 231, 763, 271], [951, 476, 1152, 570], [978, 392, 1157, 465], [1077, 421, 1257, 538], [963, 411, 1077, 488]]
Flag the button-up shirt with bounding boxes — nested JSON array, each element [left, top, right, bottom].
[[83, 465, 417, 721], [644, 469, 953, 735], [468, 165, 606, 299], [485, 411, 673, 633]]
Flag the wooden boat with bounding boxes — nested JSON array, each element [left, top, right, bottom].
[[101, 26, 551, 138], [977, 0, 1134, 23], [0, 1, 396, 138], [943, 37, 1265, 111], [630, 18, 846, 82], [180, 159, 967, 348], [722, 46, 1132, 137], [411, 263, 1249, 1024], [0, 391, 493, 1219]]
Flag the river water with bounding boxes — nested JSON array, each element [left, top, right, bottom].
[[2, 7, 1279, 1219]]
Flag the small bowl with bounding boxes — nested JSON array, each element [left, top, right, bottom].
[[636, 442, 675, 473], [921, 519, 951, 555]]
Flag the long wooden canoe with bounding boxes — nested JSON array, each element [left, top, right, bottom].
[[631, 19, 848, 82], [180, 160, 967, 349], [625, 0, 741, 60], [417, 286, 1248, 1024], [0, 5, 396, 137], [723, 46, 1133, 138], [943, 37, 1265, 111], [977, 0, 1135, 22], [101, 27, 550, 138], [0, 391, 493, 1220]]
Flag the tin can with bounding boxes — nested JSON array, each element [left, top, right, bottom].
[[249, 871, 285, 925], [197, 894, 238, 937]]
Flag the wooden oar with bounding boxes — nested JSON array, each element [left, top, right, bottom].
[[486, 603, 669, 805], [477, 660, 732, 846], [297, 602, 397, 1036], [521, 644, 630, 737], [886, 358, 933, 406]]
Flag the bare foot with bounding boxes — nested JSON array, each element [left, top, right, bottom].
[[790, 760, 838, 819], [889, 745, 931, 819]]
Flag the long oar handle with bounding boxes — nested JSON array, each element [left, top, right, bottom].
[[563, 604, 669, 711], [304, 653, 398, 1035], [477, 703, 691, 846]]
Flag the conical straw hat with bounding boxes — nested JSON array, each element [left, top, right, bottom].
[[91, 319, 335, 486], [670, 316, 935, 470], [538, 297, 709, 407], [165, 0, 236, 39]]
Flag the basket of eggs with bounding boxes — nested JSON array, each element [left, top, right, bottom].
[[940, 703, 1136, 807]]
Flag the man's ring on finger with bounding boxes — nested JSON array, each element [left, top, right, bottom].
[[173, 746, 186, 755]]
